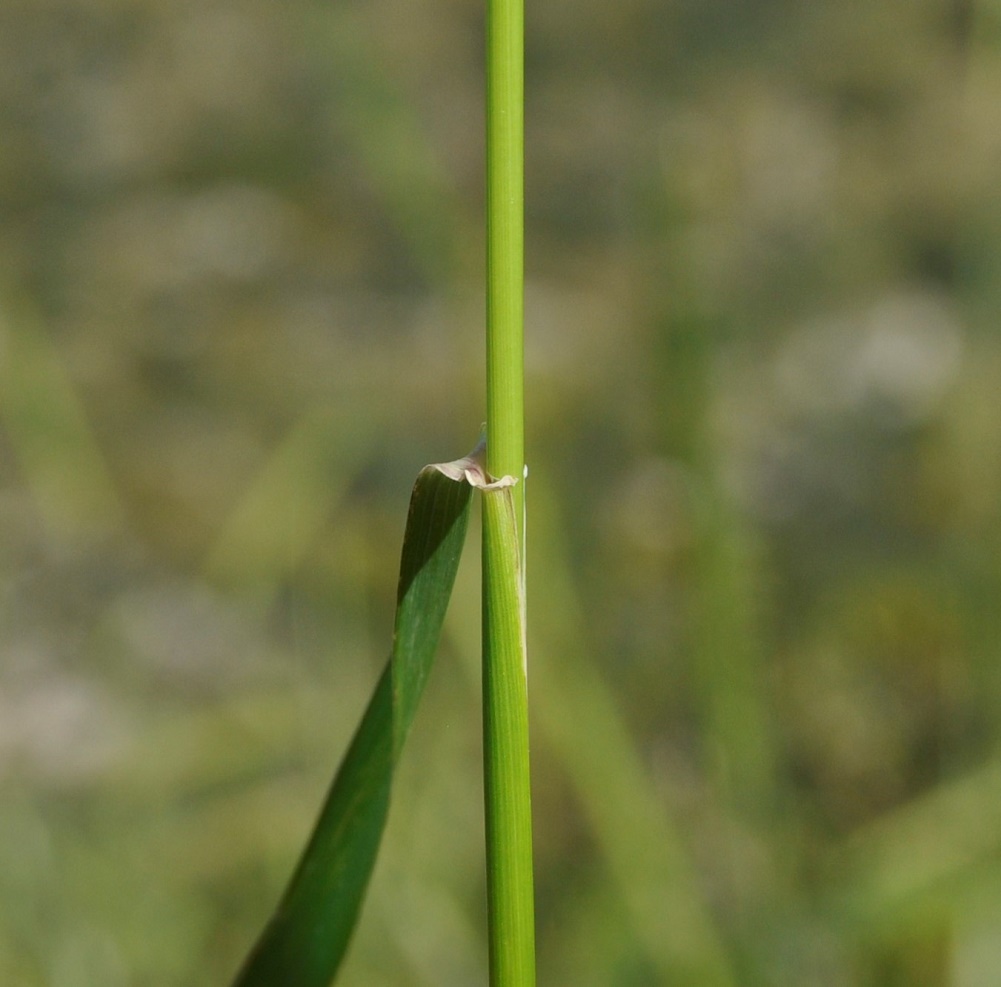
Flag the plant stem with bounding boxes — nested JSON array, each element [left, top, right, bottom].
[[484, 0, 534, 981], [486, 0, 524, 520], [482, 487, 534, 986]]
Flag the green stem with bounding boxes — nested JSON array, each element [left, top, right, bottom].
[[486, 0, 524, 517], [482, 487, 535, 986], [484, 0, 534, 981]]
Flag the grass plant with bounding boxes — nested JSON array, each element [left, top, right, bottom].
[[231, 0, 533, 980], [14, 4, 999, 986]]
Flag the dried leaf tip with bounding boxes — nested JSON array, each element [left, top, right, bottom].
[[432, 437, 517, 490]]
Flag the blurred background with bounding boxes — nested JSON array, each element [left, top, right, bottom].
[[2, 0, 1001, 984]]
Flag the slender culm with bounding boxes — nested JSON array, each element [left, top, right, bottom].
[[483, 0, 536, 980]]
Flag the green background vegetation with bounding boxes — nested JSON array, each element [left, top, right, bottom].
[[2, 1, 1001, 984]]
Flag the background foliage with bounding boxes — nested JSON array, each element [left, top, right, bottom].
[[2, 1, 1001, 984]]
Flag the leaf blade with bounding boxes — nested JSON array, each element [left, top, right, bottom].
[[232, 459, 474, 987]]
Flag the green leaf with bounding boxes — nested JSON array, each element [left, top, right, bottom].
[[232, 450, 480, 987]]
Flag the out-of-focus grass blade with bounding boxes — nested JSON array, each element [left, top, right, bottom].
[[828, 758, 1001, 935], [202, 408, 368, 596], [299, 8, 458, 286], [690, 484, 776, 819], [231, 451, 479, 987], [528, 477, 736, 985], [0, 297, 123, 537]]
